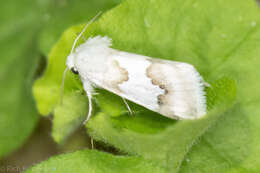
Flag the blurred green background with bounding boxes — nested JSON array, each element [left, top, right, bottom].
[[0, 0, 120, 172]]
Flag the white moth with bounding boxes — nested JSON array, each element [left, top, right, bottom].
[[63, 14, 207, 123]]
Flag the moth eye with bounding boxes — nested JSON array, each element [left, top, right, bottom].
[[71, 67, 79, 74]]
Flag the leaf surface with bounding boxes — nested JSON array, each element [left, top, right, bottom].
[[0, 0, 51, 158], [25, 150, 167, 173]]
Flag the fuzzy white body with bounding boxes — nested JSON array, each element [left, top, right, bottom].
[[66, 36, 206, 120]]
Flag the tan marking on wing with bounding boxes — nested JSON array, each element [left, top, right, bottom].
[[146, 62, 178, 119], [105, 60, 129, 93]]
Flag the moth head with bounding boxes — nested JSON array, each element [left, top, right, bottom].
[[65, 12, 102, 76], [66, 54, 79, 75]]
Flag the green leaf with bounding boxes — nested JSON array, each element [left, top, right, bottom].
[[33, 0, 121, 143], [87, 78, 236, 171], [38, 0, 122, 55], [0, 0, 51, 158], [0, 0, 120, 158], [25, 150, 168, 173], [33, 26, 84, 116], [178, 104, 252, 173], [52, 92, 88, 143], [33, 0, 260, 172]]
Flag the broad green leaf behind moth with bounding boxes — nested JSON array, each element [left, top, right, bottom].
[[25, 150, 168, 173]]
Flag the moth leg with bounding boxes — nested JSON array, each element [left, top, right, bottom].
[[122, 97, 133, 115], [83, 80, 94, 124], [203, 81, 211, 87], [90, 137, 94, 149], [201, 78, 211, 87], [83, 90, 93, 124]]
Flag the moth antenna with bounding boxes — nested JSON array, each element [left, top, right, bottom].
[[60, 67, 69, 105], [70, 11, 102, 55]]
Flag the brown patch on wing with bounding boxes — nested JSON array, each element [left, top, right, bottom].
[[113, 60, 129, 82], [146, 63, 168, 104], [157, 95, 166, 105], [105, 60, 129, 93], [146, 62, 175, 117]]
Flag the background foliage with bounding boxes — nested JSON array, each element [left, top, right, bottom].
[[1, 0, 260, 173], [0, 0, 120, 163]]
